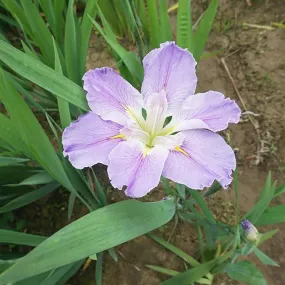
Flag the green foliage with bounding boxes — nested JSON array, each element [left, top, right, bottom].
[[0, 199, 175, 284], [225, 261, 267, 285]]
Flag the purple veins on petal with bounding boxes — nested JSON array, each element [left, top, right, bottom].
[[162, 129, 236, 190], [62, 112, 124, 169], [107, 140, 169, 198], [83, 67, 143, 126], [180, 91, 241, 132], [141, 42, 197, 113]]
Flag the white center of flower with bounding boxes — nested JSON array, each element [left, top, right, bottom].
[[120, 91, 184, 152]]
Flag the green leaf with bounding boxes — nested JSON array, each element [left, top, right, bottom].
[[148, 234, 200, 267], [0, 230, 46, 246], [245, 172, 276, 223], [0, 199, 175, 284], [0, 69, 73, 191], [146, 265, 179, 277], [225, 261, 267, 285], [203, 181, 222, 197], [0, 260, 15, 275], [177, 0, 192, 50], [7, 172, 54, 186], [0, 157, 29, 167], [91, 14, 143, 86], [176, 184, 185, 199], [161, 177, 173, 195], [147, 0, 160, 48], [188, 188, 216, 224], [253, 248, 279, 267], [80, 0, 97, 75], [258, 229, 278, 245], [160, 260, 216, 285], [53, 260, 85, 285], [0, 40, 88, 110], [53, 0, 66, 42], [0, 113, 30, 155], [192, 0, 218, 62], [1, 0, 33, 37], [255, 205, 285, 226], [39, 261, 84, 285], [65, 0, 81, 84], [0, 182, 59, 214], [95, 253, 103, 285], [53, 38, 71, 129], [19, 0, 54, 65], [274, 182, 285, 197], [159, 0, 172, 42]]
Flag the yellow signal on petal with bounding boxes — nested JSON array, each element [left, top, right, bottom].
[[174, 146, 189, 157], [111, 134, 126, 140], [143, 147, 150, 158]]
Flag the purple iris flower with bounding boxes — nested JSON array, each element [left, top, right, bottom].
[[62, 42, 241, 198]]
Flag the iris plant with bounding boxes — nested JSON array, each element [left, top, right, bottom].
[[63, 42, 241, 198]]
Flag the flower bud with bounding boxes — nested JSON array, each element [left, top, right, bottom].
[[241, 219, 259, 243]]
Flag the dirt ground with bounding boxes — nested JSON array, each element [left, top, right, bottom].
[[79, 1, 285, 284], [11, 1, 285, 284]]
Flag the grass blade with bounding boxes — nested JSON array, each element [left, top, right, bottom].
[[0, 198, 175, 284], [255, 205, 285, 226], [95, 253, 103, 285], [147, 0, 160, 48], [0, 40, 88, 110], [0, 68, 73, 191], [53, 38, 71, 129], [177, 0, 192, 50], [188, 188, 216, 224], [160, 260, 216, 285], [225, 261, 267, 285], [0, 230, 46, 246], [192, 0, 218, 62], [253, 248, 279, 267], [159, 0, 172, 42], [19, 0, 54, 65], [148, 234, 200, 267], [146, 265, 179, 276], [65, 0, 81, 84], [245, 172, 276, 223], [80, 0, 97, 75], [90, 15, 143, 86], [0, 182, 59, 214]]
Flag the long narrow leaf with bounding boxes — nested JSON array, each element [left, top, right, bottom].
[[0, 230, 46, 246], [159, 0, 172, 42], [0, 69, 73, 192], [245, 172, 276, 223], [192, 0, 218, 61], [65, 0, 81, 84], [0, 198, 175, 284], [160, 260, 216, 285], [149, 234, 200, 266], [255, 205, 285, 226], [177, 0, 192, 50], [0, 182, 59, 214], [0, 40, 88, 110], [147, 0, 160, 48], [19, 0, 54, 65], [53, 38, 71, 129], [188, 189, 216, 224], [80, 0, 97, 75]]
